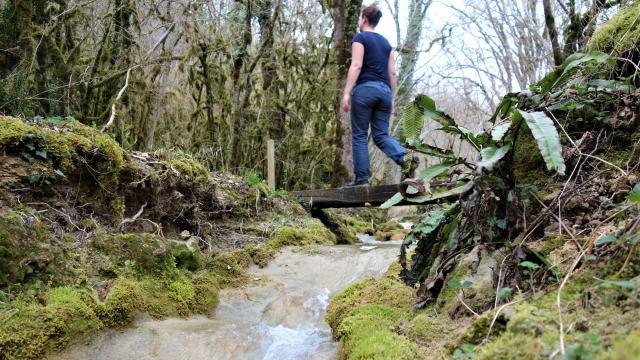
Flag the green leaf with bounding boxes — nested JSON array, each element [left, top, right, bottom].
[[402, 102, 424, 143], [27, 175, 40, 184], [418, 94, 456, 127], [35, 149, 47, 159], [599, 280, 638, 289], [518, 111, 566, 176], [448, 279, 472, 289], [412, 203, 456, 236], [518, 261, 541, 270], [380, 192, 404, 209], [408, 138, 458, 160], [491, 123, 512, 142], [497, 287, 512, 301], [629, 183, 640, 203], [477, 144, 512, 171], [538, 53, 612, 94], [595, 234, 618, 246], [419, 162, 455, 181]]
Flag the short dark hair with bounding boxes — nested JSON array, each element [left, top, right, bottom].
[[361, 4, 382, 27]]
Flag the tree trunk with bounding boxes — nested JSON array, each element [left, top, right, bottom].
[[543, 0, 563, 66], [329, 0, 363, 186]]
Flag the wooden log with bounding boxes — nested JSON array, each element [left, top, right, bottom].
[[292, 181, 466, 209]]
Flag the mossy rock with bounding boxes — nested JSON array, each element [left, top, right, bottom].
[[244, 243, 276, 268], [0, 287, 102, 360], [162, 158, 212, 183], [0, 211, 74, 287], [326, 276, 414, 332], [0, 116, 125, 183], [172, 242, 204, 271], [267, 222, 336, 249], [91, 233, 176, 276], [336, 305, 417, 360], [336, 304, 405, 340], [207, 248, 253, 283], [342, 329, 419, 360], [589, 1, 640, 58], [408, 312, 449, 342]]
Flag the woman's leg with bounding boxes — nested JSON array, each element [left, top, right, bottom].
[[350, 86, 375, 182], [370, 83, 405, 165]]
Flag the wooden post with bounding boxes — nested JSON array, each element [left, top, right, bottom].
[[267, 139, 275, 190]]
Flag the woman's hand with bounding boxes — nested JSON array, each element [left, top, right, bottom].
[[341, 94, 351, 112]]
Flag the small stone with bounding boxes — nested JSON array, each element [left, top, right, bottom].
[[180, 230, 191, 239]]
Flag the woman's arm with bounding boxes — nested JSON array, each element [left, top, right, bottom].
[[388, 51, 397, 113], [341, 42, 365, 112]]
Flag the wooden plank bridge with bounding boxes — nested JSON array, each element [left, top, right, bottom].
[[292, 181, 465, 209], [292, 184, 407, 209]]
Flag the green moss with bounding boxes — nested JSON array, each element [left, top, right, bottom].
[[408, 312, 449, 341], [207, 249, 253, 284], [336, 305, 404, 338], [0, 117, 126, 183], [162, 159, 212, 183], [244, 243, 275, 268], [513, 122, 548, 185], [91, 233, 176, 276], [267, 222, 336, 249], [346, 216, 373, 234], [189, 271, 220, 314], [169, 280, 196, 314], [172, 243, 204, 271], [0, 287, 103, 360], [600, 331, 640, 359], [326, 276, 414, 332], [0, 211, 73, 288], [589, 1, 640, 57], [344, 329, 419, 360], [100, 278, 144, 327]]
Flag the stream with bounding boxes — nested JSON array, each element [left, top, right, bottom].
[[54, 236, 403, 360]]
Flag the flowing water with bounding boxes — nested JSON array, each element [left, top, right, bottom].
[[54, 238, 402, 360]]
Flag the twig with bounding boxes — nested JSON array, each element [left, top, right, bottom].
[[120, 202, 147, 226], [101, 67, 133, 132], [457, 292, 480, 318], [485, 299, 523, 341]]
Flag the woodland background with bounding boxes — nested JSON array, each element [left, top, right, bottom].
[[0, 0, 629, 189]]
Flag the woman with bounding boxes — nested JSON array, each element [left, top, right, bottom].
[[341, 4, 417, 187]]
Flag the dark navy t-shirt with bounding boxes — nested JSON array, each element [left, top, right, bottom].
[[352, 31, 392, 88]]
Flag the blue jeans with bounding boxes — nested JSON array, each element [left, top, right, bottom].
[[351, 81, 406, 182]]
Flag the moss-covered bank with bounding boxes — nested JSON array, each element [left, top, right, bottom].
[[0, 117, 338, 359]]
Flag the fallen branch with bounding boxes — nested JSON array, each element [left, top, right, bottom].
[[101, 67, 133, 133], [120, 202, 147, 226]]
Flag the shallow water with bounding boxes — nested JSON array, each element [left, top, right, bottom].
[[54, 241, 401, 360]]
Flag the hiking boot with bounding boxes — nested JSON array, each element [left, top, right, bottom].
[[342, 179, 369, 188], [401, 152, 419, 179]]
